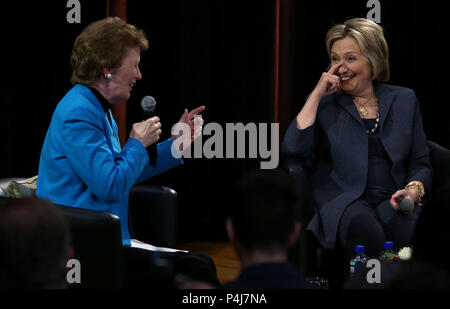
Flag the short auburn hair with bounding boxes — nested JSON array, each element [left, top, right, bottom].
[[71, 17, 149, 86], [325, 18, 390, 82]]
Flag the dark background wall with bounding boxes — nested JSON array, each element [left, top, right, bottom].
[[1, 0, 449, 243]]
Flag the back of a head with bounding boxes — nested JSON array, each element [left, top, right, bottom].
[[0, 198, 71, 288], [229, 169, 303, 253]]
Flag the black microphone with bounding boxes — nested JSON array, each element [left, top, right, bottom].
[[141, 96, 157, 166], [398, 197, 414, 214]]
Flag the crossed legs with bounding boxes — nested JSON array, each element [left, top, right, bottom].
[[338, 198, 421, 258]]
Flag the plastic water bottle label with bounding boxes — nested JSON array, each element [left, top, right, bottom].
[[350, 260, 357, 275], [350, 259, 365, 276]]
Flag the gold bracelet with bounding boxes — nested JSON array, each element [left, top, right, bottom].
[[405, 181, 425, 206]]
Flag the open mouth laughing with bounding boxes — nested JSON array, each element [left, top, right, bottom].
[[340, 74, 355, 81]]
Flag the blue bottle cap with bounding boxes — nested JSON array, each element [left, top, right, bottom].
[[384, 241, 394, 250], [356, 245, 365, 254]]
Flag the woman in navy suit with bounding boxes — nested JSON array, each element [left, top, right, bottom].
[[282, 18, 432, 259]]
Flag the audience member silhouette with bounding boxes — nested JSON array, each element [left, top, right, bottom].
[[0, 197, 72, 288], [221, 169, 316, 289]]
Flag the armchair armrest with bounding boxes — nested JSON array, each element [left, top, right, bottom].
[[281, 156, 315, 221], [282, 157, 308, 185], [281, 156, 319, 276], [0, 178, 27, 197], [427, 140, 450, 195], [129, 185, 177, 248], [58, 205, 123, 288]]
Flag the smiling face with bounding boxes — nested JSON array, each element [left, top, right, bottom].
[[106, 46, 142, 104], [330, 37, 373, 96]]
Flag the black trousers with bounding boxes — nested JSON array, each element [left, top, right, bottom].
[[121, 246, 219, 288], [338, 198, 422, 259]]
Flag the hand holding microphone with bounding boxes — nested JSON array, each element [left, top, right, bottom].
[[141, 96, 159, 166], [129, 96, 160, 166], [130, 116, 161, 147], [130, 117, 161, 147], [390, 188, 419, 213]]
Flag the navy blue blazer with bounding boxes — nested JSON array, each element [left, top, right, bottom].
[[282, 83, 433, 249], [220, 262, 317, 289]]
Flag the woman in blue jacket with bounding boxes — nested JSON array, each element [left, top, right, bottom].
[[37, 17, 217, 286], [282, 18, 432, 259]]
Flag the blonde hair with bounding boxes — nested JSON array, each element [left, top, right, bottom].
[[325, 18, 390, 82], [71, 17, 149, 86]]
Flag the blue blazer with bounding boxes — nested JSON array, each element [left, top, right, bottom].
[[282, 83, 433, 249], [37, 84, 183, 246]]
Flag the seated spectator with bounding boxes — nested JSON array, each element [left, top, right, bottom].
[[0, 197, 72, 288], [222, 169, 316, 289]]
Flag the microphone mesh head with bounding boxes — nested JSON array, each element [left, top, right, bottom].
[[399, 198, 414, 213], [141, 96, 156, 112]]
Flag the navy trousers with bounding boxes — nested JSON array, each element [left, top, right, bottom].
[[338, 197, 422, 258]]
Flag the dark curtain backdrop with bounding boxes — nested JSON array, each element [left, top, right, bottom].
[[1, 1, 106, 179], [126, 0, 275, 242], [1, 0, 449, 243]]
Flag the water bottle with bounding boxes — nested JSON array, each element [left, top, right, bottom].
[[379, 241, 399, 261], [350, 245, 368, 277]]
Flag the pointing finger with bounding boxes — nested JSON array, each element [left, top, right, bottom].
[[187, 106, 206, 119]]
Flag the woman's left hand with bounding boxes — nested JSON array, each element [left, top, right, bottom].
[[390, 188, 419, 210], [172, 106, 205, 151]]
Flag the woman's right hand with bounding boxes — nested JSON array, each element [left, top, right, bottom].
[[295, 62, 344, 130], [130, 116, 162, 148], [310, 62, 344, 100]]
